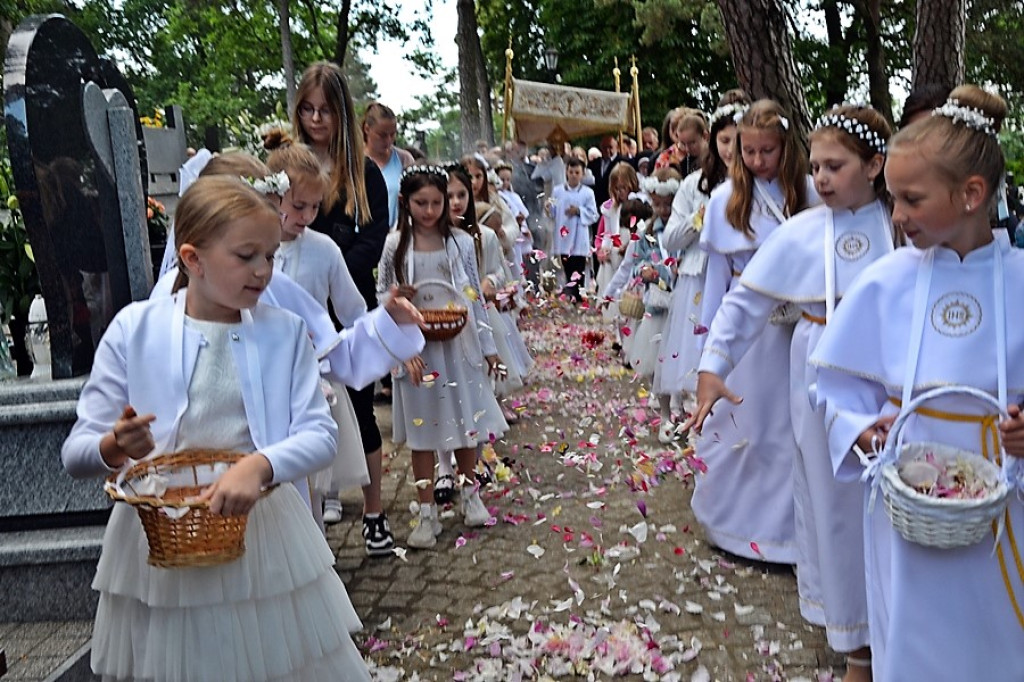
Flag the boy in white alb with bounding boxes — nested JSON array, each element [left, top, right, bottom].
[[549, 157, 598, 301]]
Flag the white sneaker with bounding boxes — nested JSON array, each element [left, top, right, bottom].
[[408, 505, 441, 549], [462, 490, 490, 527], [657, 422, 676, 445], [323, 499, 343, 524]]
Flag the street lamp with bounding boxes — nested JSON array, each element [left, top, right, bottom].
[[543, 47, 559, 76]]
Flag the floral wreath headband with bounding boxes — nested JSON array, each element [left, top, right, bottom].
[[400, 164, 449, 182], [243, 171, 290, 196], [709, 102, 747, 128], [932, 98, 998, 138], [814, 113, 887, 154], [639, 175, 681, 197]]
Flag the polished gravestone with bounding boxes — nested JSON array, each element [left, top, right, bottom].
[[4, 13, 150, 379], [2, 15, 154, 623]]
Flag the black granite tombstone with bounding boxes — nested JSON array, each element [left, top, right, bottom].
[[3, 14, 148, 378]]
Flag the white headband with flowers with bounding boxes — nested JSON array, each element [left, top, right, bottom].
[[932, 98, 997, 138], [244, 171, 290, 196], [401, 165, 450, 182], [815, 113, 887, 154], [709, 102, 747, 128], [640, 175, 681, 197]]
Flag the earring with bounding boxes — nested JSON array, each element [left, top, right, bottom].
[[966, 204, 972, 212]]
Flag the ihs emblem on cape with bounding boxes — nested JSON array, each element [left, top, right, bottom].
[[835, 232, 869, 261], [931, 292, 982, 337]]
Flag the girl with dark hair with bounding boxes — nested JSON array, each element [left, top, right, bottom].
[[376, 166, 508, 549]]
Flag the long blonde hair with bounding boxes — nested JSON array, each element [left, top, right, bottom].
[[172, 177, 279, 292], [726, 99, 808, 237], [292, 61, 371, 224]]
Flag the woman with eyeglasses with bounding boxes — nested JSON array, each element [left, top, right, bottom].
[[292, 61, 395, 558]]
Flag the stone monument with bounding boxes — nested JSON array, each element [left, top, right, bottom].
[[1, 14, 156, 623]]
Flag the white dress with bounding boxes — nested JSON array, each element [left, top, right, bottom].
[[602, 217, 677, 379], [657, 170, 710, 396], [62, 296, 370, 682], [276, 232, 368, 492], [596, 199, 628, 323], [702, 201, 893, 650], [812, 238, 1024, 681], [689, 177, 815, 563], [478, 226, 525, 396], [378, 233, 509, 451]]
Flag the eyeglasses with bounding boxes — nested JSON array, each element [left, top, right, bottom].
[[297, 102, 332, 120]]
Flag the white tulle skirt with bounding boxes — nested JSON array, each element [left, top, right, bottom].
[[485, 307, 525, 397], [499, 310, 534, 379], [626, 309, 667, 379], [91, 484, 371, 682], [312, 379, 369, 494]]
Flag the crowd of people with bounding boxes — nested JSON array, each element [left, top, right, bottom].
[[59, 57, 1024, 681]]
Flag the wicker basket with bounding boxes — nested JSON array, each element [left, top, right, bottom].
[[105, 449, 271, 568], [416, 279, 468, 342], [876, 386, 1010, 549], [618, 289, 645, 320]]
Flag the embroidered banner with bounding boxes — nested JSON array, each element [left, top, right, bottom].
[[510, 79, 634, 144]]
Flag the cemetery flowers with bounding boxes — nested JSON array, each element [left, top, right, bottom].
[[146, 197, 169, 244], [140, 108, 164, 128]]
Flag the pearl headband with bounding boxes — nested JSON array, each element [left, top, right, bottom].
[[815, 113, 887, 154], [932, 98, 998, 138], [401, 164, 449, 182]]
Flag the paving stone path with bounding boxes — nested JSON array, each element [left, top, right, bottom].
[[332, 305, 845, 681]]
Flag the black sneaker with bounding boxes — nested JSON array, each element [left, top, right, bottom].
[[362, 513, 396, 557]]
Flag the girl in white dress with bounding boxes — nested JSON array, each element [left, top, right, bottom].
[[377, 166, 508, 549], [659, 91, 749, 443], [602, 168, 681, 424], [596, 164, 650, 326], [689, 105, 895, 680], [264, 133, 371, 535], [813, 86, 1024, 681], [690, 99, 818, 564], [62, 176, 423, 681]]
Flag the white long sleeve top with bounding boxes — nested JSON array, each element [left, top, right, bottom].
[[61, 293, 337, 507]]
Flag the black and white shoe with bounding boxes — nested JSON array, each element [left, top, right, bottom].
[[362, 513, 396, 556]]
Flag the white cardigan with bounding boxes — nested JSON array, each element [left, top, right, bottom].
[[151, 269, 424, 390], [62, 293, 337, 506]]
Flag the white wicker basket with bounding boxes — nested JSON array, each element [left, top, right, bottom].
[[876, 386, 1011, 550]]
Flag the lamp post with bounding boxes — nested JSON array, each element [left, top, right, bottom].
[[543, 46, 559, 83]]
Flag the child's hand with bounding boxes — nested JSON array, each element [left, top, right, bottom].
[[855, 415, 896, 454], [596, 248, 610, 264], [1000, 403, 1024, 458], [481, 278, 497, 300], [395, 284, 417, 300], [486, 354, 507, 380], [640, 265, 658, 283], [404, 356, 426, 386], [384, 285, 425, 327], [199, 454, 272, 516], [566, 205, 580, 217], [100, 405, 157, 468], [683, 372, 742, 435]]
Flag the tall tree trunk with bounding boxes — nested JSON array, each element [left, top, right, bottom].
[[333, 0, 352, 66], [822, 0, 850, 107], [456, 0, 488, 153], [855, 0, 893, 124], [912, 0, 966, 90], [278, 0, 296, 111], [715, 0, 812, 142], [473, 21, 494, 148]]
